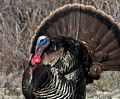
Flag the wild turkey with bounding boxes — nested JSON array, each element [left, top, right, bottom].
[[22, 3, 120, 99]]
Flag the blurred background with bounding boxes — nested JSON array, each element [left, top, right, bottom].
[[0, 0, 120, 99]]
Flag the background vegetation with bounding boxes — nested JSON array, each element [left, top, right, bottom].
[[0, 0, 120, 98]]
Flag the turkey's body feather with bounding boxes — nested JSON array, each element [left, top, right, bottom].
[[32, 37, 90, 98]]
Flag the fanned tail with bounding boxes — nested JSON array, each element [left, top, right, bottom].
[[30, 4, 120, 77]]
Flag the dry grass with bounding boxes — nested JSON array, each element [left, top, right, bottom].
[[0, 0, 120, 98]]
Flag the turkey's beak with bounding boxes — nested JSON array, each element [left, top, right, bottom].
[[31, 47, 44, 66]]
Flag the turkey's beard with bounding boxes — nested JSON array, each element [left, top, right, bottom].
[[32, 64, 52, 89]]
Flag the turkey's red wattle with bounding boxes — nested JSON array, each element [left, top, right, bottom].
[[31, 56, 42, 66]]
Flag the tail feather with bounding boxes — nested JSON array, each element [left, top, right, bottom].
[[103, 59, 120, 69], [104, 40, 119, 52], [109, 48, 120, 60], [96, 24, 108, 40], [96, 30, 116, 51]]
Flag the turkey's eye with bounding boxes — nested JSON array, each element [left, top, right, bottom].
[[39, 39, 47, 46], [36, 36, 47, 48]]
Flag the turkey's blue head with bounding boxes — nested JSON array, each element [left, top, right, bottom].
[[31, 35, 50, 66]]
